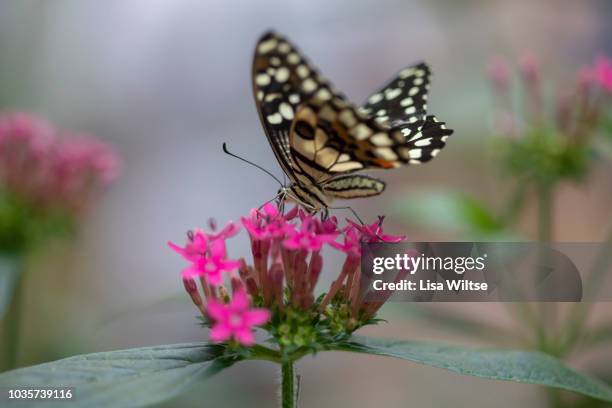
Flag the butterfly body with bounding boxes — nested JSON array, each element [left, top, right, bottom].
[[252, 31, 453, 213], [280, 173, 386, 212]]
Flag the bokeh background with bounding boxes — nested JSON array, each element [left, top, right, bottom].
[[1, 0, 611, 406]]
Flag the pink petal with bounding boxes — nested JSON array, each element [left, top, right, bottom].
[[191, 230, 208, 251], [307, 242, 322, 251], [245, 309, 271, 326], [180, 265, 201, 279], [261, 203, 279, 218], [168, 241, 187, 257], [284, 206, 299, 220], [319, 233, 338, 243], [218, 221, 240, 238], [230, 289, 249, 311], [206, 269, 224, 286], [221, 259, 241, 272], [301, 217, 315, 232], [283, 237, 301, 250], [242, 219, 263, 238], [380, 233, 406, 243], [234, 328, 255, 346], [210, 324, 232, 342], [209, 238, 227, 258], [206, 299, 228, 321]]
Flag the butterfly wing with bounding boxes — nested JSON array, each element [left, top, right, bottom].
[[361, 62, 431, 127], [253, 31, 454, 205], [321, 174, 385, 199], [288, 99, 452, 184], [252, 31, 347, 181]]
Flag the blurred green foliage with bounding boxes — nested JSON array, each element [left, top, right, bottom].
[[0, 189, 75, 255], [394, 189, 518, 240], [497, 130, 591, 187]]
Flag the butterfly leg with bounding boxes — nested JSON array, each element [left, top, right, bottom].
[[277, 195, 286, 215], [328, 205, 365, 225], [258, 191, 284, 212], [321, 208, 330, 220]]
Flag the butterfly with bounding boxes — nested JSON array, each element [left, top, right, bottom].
[[251, 31, 453, 213]]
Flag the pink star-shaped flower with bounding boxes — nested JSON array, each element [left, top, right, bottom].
[[283, 216, 337, 251], [206, 289, 270, 345], [169, 236, 240, 286], [331, 224, 363, 259], [168, 229, 209, 261], [241, 203, 295, 241], [347, 216, 405, 243]]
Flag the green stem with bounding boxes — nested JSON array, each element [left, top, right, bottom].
[[501, 181, 527, 226], [4, 268, 24, 370], [561, 226, 612, 353], [501, 182, 541, 347], [537, 184, 553, 243], [546, 388, 563, 408], [536, 183, 555, 354], [281, 360, 296, 408]]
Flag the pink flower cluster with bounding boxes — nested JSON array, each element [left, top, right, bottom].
[[168, 204, 405, 346], [487, 54, 612, 94], [486, 54, 612, 141], [580, 56, 612, 93], [0, 112, 120, 215]]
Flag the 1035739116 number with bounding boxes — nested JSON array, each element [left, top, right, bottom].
[[4, 388, 74, 400]]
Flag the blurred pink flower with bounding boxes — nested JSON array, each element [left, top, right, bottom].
[[519, 52, 539, 82], [594, 55, 612, 92], [577, 66, 596, 90], [207, 288, 270, 345], [283, 216, 337, 251], [54, 136, 120, 184], [0, 112, 54, 153], [0, 112, 121, 216], [0, 112, 55, 195], [487, 56, 511, 89], [48, 135, 121, 213]]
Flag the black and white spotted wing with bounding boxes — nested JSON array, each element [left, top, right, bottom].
[[288, 99, 453, 185], [361, 62, 430, 129], [251, 31, 454, 209], [251, 31, 346, 181]]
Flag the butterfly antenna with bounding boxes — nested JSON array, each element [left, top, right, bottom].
[[222, 142, 284, 187]]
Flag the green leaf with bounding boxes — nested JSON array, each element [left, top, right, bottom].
[[0, 343, 234, 407], [409, 306, 523, 345], [334, 336, 612, 403]]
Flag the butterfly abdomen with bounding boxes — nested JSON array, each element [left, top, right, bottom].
[[322, 175, 385, 199]]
